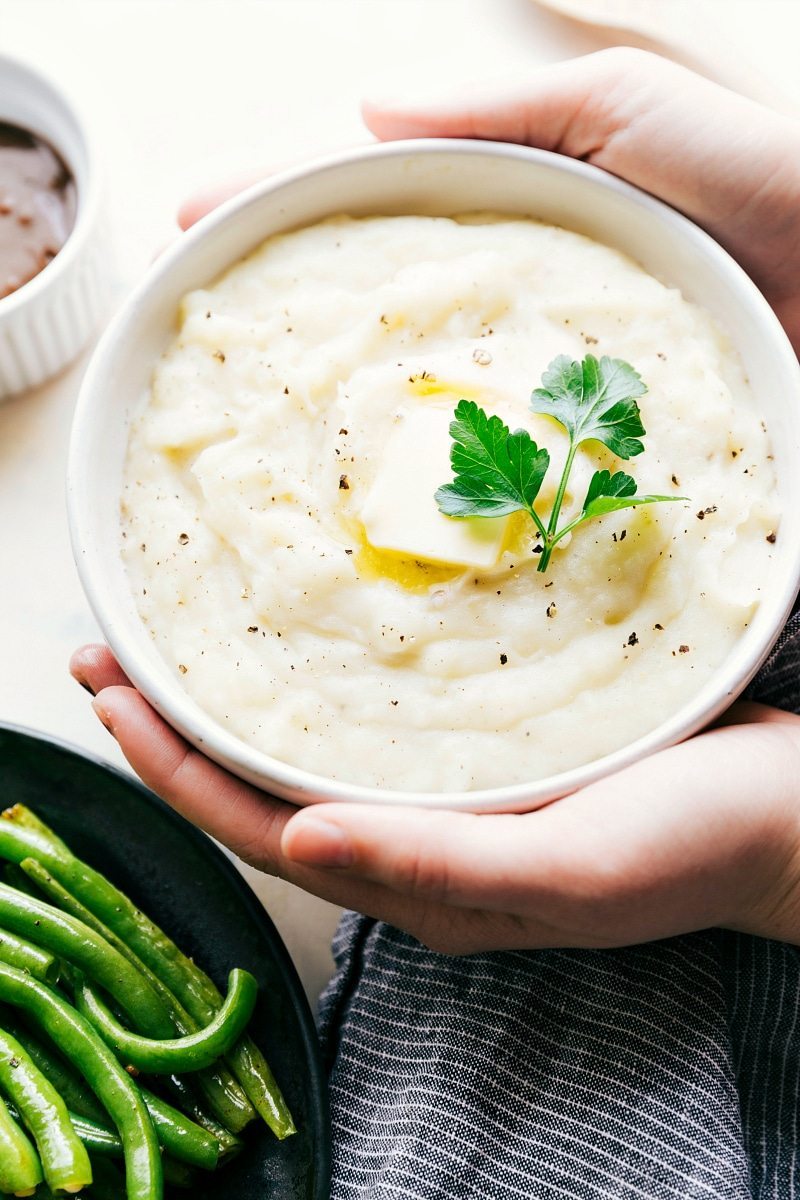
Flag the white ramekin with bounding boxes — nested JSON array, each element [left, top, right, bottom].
[[0, 54, 108, 397], [68, 141, 800, 813]]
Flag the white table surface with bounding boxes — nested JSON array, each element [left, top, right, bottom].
[[2, 0, 799, 1006]]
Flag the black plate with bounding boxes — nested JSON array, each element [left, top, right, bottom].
[[0, 723, 331, 1200]]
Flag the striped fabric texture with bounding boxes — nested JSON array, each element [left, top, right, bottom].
[[318, 611, 800, 1199]]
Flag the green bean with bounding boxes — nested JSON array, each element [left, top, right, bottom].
[[161, 1073, 243, 1161], [2, 864, 41, 899], [4, 994, 221, 1171], [32, 1157, 193, 1199], [70, 1107, 216, 1174], [0, 811, 68, 869], [11, 1085, 224, 1177], [0, 883, 172, 1039], [161, 1157, 198, 1190], [223, 1034, 295, 1137], [14, 1093, 220, 1172], [5, 1096, 122, 1160], [76, 968, 258, 1073], [50, 868, 290, 1131], [0, 1090, 42, 1196], [0, 1013, 108, 1125], [0, 883, 175, 1041], [0, 927, 59, 984], [1, 806, 294, 1137], [4, 805, 70, 846], [0, 963, 162, 1200], [9, 974, 221, 1171], [138, 1087, 220, 1170], [68, 1089, 220, 1171], [20, 857, 254, 1133], [68, 1111, 122, 1157], [0, 1027, 92, 1194]]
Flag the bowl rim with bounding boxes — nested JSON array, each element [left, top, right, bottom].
[[68, 137, 800, 812], [0, 51, 102, 320]]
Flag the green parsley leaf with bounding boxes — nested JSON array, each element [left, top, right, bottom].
[[581, 469, 678, 520], [435, 355, 688, 575], [434, 399, 550, 524], [530, 354, 647, 459]]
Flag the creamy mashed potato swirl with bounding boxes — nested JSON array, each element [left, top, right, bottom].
[[122, 215, 779, 791]]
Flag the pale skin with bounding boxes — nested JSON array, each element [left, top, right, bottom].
[[73, 49, 800, 955]]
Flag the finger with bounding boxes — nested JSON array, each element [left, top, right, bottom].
[[362, 48, 800, 267], [282, 717, 800, 942], [70, 644, 132, 695], [178, 143, 369, 230], [282, 806, 498, 901], [80, 682, 678, 952], [362, 48, 684, 155], [178, 171, 268, 230], [282, 801, 682, 949], [281, 789, 681, 947], [362, 56, 608, 151], [88, 683, 464, 934], [90, 686, 286, 852]]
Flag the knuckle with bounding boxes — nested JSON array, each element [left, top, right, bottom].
[[156, 742, 195, 799], [413, 926, 461, 957], [228, 804, 287, 872], [402, 844, 452, 904], [410, 907, 474, 957], [166, 750, 287, 872], [591, 45, 661, 78]]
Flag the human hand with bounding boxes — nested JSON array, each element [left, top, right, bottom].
[[362, 49, 800, 355], [81, 50, 800, 956], [71, 644, 800, 953], [179, 49, 800, 355]]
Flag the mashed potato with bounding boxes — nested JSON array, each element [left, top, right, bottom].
[[122, 215, 779, 792]]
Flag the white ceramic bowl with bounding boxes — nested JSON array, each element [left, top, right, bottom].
[[68, 140, 800, 813], [0, 54, 108, 397]]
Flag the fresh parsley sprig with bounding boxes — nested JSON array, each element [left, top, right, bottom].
[[435, 354, 684, 573]]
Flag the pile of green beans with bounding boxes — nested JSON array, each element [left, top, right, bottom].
[[0, 804, 296, 1199]]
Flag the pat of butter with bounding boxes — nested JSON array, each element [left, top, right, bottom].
[[360, 406, 508, 569]]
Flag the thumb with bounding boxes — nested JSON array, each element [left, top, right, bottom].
[[281, 802, 554, 909], [362, 47, 677, 156], [361, 48, 797, 233], [362, 47, 800, 337], [362, 52, 618, 153]]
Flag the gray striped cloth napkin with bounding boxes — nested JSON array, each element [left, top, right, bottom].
[[318, 608, 800, 1199]]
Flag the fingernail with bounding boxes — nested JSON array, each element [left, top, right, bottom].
[[91, 699, 114, 735], [74, 675, 96, 697], [286, 816, 353, 868]]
